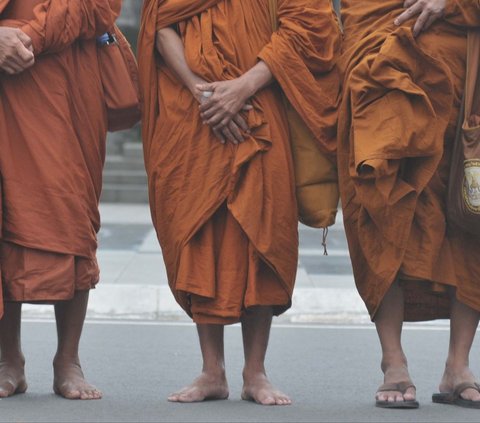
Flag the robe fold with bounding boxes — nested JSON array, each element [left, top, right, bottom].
[[337, 0, 480, 321], [138, 0, 340, 323], [0, 0, 121, 318], [444, 1, 480, 27]]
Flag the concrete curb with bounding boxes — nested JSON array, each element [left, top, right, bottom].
[[22, 284, 370, 324], [18, 204, 364, 323]]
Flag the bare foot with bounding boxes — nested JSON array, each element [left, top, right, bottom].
[[439, 365, 480, 402], [53, 359, 102, 400], [376, 363, 416, 403], [168, 371, 229, 403], [242, 372, 291, 406], [0, 360, 27, 398]]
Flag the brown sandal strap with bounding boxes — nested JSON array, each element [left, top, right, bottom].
[[377, 381, 416, 394], [453, 382, 480, 400]]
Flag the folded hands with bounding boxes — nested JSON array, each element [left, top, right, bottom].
[[0, 27, 34, 75]]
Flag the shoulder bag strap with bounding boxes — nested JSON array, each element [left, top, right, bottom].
[[464, 30, 480, 123]]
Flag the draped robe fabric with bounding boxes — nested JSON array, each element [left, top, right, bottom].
[[337, 0, 480, 321], [0, 0, 121, 318], [138, 0, 340, 323]]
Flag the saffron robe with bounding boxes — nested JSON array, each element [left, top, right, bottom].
[[138, 0, 340, 323], [337, 0, 480, 321], [0, 0, 121, 318]]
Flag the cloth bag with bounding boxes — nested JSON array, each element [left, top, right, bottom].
[[447, 30, 480, 234], [268, 0, 339, 230], [97, 26, 141, 132]]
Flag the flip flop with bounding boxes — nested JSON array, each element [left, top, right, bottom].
[[432, 382, 480, 409], [375, 381, 419, 409]]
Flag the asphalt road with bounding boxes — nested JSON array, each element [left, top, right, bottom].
[[1, 320, 479, 423]]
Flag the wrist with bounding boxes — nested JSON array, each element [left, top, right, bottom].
[[186, 75, 203, 95], [238, 74, 258, 100], [20, 24, 41, 55]]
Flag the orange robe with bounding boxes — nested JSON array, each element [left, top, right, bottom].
[[138, 0, 340, 324], [337, 0, 480, 321], [0, 0, 121, 318]]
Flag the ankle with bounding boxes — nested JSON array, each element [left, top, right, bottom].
[[381, 351, 408, 372], [243, 367, 267, 381], [0, 353, 25, 367], [53, 353, 81, 367], [201, 366, 226, 379], [445, 359, 470, 374]]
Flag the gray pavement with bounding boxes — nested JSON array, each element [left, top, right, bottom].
[[12, 203, 472, 423], [1, 321, 479, 423]]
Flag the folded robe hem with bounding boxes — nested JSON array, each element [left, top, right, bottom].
[[171, 201, 293, 321], [3, 287, 96, 305]]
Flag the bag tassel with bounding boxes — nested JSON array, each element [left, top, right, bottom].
[[322, 227, 329, 256]]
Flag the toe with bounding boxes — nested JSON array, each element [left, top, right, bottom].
[[254, 391, 273, 405], [404, 388, 416, 402], [65, 389, 81, 400], [87, 389, 101, 400], [177, 394, 189, 402], [0, 382, 16, 398], [177, 390, 200, 403], [168, 389, 188, 402], [261, 397, 276, 405], [277, 395, 291, 405], [376, 392, 386, 402], [462, 388, 480, 402]]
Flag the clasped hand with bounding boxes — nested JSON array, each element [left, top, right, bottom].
[[196, 78, 253, 145], [0, 27, 35, 75], [395, 0, 447, 37]]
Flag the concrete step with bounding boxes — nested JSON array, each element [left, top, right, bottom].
[[123, 142, 144, 159], [101, 184, 149, 203], [104, 155, 146, 172], [103, 169, 147, 185]]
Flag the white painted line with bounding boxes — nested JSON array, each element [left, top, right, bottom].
[[20, 319, 453, 331]]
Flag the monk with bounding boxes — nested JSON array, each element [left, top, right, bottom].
[[138, 0, 340, 405], [0, 0, 121, 400], [338, 0, 480, 408]]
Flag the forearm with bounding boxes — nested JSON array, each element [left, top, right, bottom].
[[156, 27, 203, 94], [239, 61, 274, 98]]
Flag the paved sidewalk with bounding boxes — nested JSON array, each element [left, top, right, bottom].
[[23, 203, 376, 324]]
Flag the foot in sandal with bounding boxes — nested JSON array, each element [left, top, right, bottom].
[[376, 364, 419, 409], [433, 365, 480, 408]]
